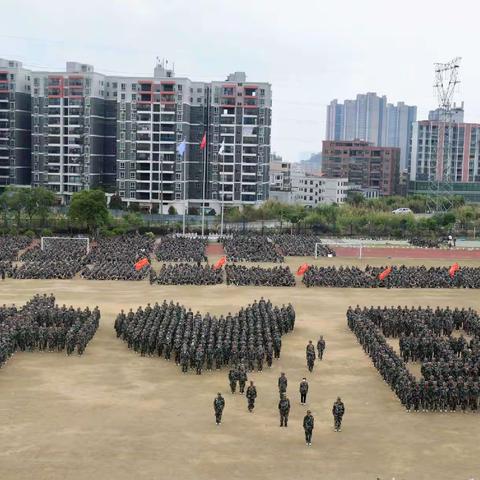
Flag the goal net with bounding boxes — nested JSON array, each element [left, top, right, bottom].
[[315, 241, 364, 259], [41, 237, 90, 255]]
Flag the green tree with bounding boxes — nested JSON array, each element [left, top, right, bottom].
[[68, 190, 109, 234], [346, 191, 366, 207], [4, 186, 27, 228], [122, 212, 144, 232], [31, 187, 56, 226], [0, 190, 10, 227], [168, 205, 177, 215]]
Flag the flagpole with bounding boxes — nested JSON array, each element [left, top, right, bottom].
[[182, 144, 186, 235], [201, 138, 206, 237], [220, 162, 225, 237]]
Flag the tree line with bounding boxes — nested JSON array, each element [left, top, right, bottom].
[[1, 186, 480, 239]]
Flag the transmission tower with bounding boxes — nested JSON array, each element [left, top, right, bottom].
[[427, 57, 461, 213]]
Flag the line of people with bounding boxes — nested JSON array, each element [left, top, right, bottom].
[[225, 264, 295, 287], [150, 263, 223, 285], [303, 265, 480, 288]]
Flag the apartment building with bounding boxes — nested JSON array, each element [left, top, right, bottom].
[[322, 140, 400, 196], [0, 59, 31, 186], [326, 93, 416, 171], [0, 57, 272, 211], [30, 62, 116, 201], [291, 172, 350, 206], [269, 153, 291, 191], [410, 120, 480, 183]]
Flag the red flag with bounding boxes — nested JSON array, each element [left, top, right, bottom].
[[213, 256, 226, 270], [134, 257, 150, 271], [378, 266, 392, 281], [449, 262, 460, 278], [296, 263, 309, 276], [200, 132, 207, 150]]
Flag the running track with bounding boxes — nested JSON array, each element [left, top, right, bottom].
[[334, 246, 480, 260]]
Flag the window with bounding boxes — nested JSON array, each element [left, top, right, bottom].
[[121, 83, 126, 90], [112, 82, 118, 88], [130, 191, 135, 199], [131, 83, 137, 91]]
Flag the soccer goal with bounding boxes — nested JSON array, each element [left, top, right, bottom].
[[315, 241, 364, 259], [41, 236, 90, 254]]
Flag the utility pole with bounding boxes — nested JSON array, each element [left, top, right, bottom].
[[427, 57, 461, 213]]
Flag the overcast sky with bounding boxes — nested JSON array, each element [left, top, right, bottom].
[[1, 0, 477, 161]]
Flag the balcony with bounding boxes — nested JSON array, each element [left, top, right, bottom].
[[139, 83, 153, 92], [160, 104, 175, 113]]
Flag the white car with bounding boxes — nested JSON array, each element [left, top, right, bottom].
[[392, 207, 412, 215]]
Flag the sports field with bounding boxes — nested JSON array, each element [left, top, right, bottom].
[[1, 256, 480, 480]]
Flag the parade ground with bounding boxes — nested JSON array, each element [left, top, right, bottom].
[[1, 256, 480, 480]]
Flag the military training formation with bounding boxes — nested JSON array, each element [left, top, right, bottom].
[[348, 305, 480, 412], [0, 293, 100, 367], [2, 230, 480, 458]]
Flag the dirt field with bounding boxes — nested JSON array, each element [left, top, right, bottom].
[[1, 256, 480, 480]]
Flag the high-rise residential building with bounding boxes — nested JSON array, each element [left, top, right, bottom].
[[0, 59, 32, 186], [325, 93, 416, 172], [31, 62, 116, 201], [410, 120, 480, 183], [112, 68, 271, 212], [428, 102, 464, 123], [321, 140, 400, 196], [208, 72, 271, 209], [0, 58, 272, 211]]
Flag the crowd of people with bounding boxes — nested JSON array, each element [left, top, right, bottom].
[[225, 265, 295, 287], [0, 235, 31, 261], [271, 234, 336, 257], [114, 298, 295, 374], [86, 235, 153, 264], [1, 235, 154, 281], [156, 235, 207, 262], [347, 305, 480, 412], [82, 235, 153, 281], [221, 235, 284, 263], [11, 238, 88, 279], [82, 262, 150, 281], [151, 263, 223, 285], [0, 294, 100, 368], [303, 265, 480, 288], [408, 237, 441, 248]]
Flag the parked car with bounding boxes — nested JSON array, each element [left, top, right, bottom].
[[392, 207, 413, 215]]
